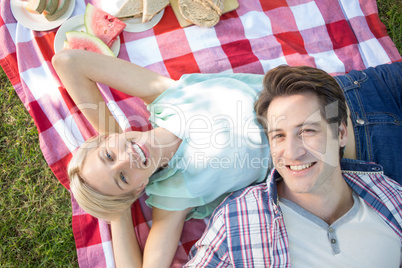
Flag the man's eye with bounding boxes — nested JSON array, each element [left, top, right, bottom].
[[272, 134, 284, 140], [300, 129, 316, 135], [120, 173, 128, 184]]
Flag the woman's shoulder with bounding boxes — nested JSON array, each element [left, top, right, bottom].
[[179, 72, 264, 85]]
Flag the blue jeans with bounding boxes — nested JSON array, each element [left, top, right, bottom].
[[334, 62, 402, 184]]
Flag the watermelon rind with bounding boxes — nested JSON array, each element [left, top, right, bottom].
[[63, 40, 69, 49], [84, 4, 95, 35], [84, 3, 126, 47], [45, 0, 71, 21], [65, 31, 116, 57]]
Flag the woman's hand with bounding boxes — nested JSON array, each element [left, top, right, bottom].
[[52, 50, 175, 134]]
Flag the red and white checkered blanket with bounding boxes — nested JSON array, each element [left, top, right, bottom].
[[1, 0, 400, 267]]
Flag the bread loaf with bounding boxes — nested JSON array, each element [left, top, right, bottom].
[[178, 0, 224, 27]]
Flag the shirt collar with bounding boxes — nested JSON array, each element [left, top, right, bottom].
[[266, 168, 281, 207], [265, 158, 384, 207]]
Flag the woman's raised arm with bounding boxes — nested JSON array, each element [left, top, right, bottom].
[[110, 208, 143, 268], [52, 50, 175, 134]]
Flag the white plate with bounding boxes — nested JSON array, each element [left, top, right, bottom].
[[124, 9, 164, 33], [10, 0, 75, 31], [54, 14, 120, 56]]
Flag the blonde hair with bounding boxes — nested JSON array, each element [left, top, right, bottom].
[[68, 135, 140, 221]]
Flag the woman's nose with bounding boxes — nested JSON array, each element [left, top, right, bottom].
[[111, 151, 132, 171]]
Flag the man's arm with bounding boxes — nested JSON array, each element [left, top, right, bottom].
[[142, 207, 192, 268], [52, 50, 175, 134], [110, 208, 143, 268], [185, 211, 231, 268]]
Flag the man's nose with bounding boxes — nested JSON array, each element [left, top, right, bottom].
[[284, 136, 306, 160]]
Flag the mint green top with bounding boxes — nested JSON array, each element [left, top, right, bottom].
[[146, 73, 271, 220]]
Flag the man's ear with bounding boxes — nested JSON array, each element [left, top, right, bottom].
[[338, 121, 348, 147]]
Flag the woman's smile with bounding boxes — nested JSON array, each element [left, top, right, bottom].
[[80, 132, 159, 196]]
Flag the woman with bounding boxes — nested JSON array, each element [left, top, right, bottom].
[[52, 49, 270, 267]]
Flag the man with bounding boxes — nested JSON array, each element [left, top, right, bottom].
[[186, 64, 402, 267]]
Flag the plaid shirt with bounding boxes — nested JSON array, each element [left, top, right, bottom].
[[186, 159, 402, 267]]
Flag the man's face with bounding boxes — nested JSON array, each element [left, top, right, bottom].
[[266, 92, 347, 196]]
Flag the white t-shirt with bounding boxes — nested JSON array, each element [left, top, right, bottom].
[[279, 193, 401, 267]]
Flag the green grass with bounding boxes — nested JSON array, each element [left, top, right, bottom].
[[0, 71, 78, 266], [377, 0, 402, 52], [0, 0, 401, 267]]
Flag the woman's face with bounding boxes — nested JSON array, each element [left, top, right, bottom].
[[81, 131, 162, 196]]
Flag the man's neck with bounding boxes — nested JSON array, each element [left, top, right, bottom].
[[277, 174, 354, 225]]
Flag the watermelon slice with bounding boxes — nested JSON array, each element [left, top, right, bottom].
[[65, 31, 116, 57], [84, 3, 126, 48]]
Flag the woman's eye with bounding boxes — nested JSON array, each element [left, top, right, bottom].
[[106, 151, 113, 161], [120, 173, 128, 184]]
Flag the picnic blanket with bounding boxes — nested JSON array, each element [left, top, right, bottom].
[[1, 0, 401, 267]]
